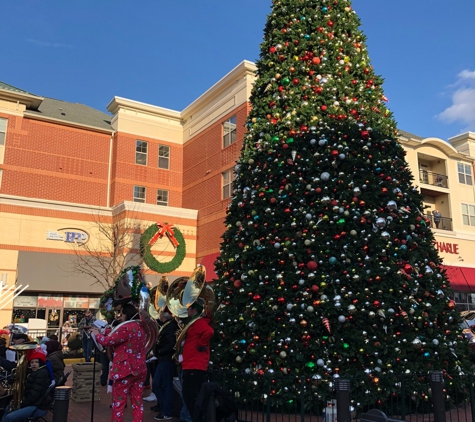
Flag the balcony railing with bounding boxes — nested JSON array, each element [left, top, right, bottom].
[[419, 169, 448, 188], [426, 214, 453, 231]]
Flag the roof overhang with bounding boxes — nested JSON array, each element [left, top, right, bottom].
[[0, 87, 43, 110]]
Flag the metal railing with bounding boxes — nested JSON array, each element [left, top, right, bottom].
[[419, 170, 448, 188], [208, 370, 475, 422], [426, 214, 453, 231]]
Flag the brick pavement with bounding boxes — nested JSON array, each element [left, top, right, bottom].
[[42, 365, 178, 422]]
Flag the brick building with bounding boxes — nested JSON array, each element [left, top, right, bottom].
[[1, 60, 475, 329]]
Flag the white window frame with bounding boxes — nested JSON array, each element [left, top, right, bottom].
[[0, 118, 6, 146], [462, 203, 475, 226], [223, 116, 237, 148], [458, 162, 473, 186], [222, 169, 235, 199], [156, 189, 169, 206], [158, 145, 170, 170], [133, 186, 146, 203], [135, 140, 148, 165], [0, 118, 6, 165]]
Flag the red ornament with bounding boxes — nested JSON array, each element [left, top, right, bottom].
[[307, 261, 318, 271], [312, 57, 321, 65]]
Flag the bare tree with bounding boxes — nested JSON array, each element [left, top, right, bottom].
[[67, 210, 143, 290]]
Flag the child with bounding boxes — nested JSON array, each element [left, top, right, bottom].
[[1, 349, 53, 422]]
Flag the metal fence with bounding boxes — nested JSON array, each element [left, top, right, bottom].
[[209, 370, 475, 422]]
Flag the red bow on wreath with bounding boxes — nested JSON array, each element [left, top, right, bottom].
[[148, 222, 179, 248]]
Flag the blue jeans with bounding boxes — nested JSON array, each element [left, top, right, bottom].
[[152, 361, 175, 417], [179, 370, 192, 422], [1, 405, 47, 422], [82, 337, 93, 362]]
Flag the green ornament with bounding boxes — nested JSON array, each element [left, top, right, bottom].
[[337, 218, 346, 225], [282, 77, 290, 86]]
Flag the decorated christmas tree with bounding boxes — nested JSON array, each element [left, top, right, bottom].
[[213, 0, 471, 408]]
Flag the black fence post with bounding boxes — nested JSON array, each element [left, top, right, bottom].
[[300, 376, 305, 422], [430, 371, 446, 422], [400, 374, 406, 420], [266, 376, 271, 422], [469, 373, 475, 422], [52, 386, 72, 422], [336, 379, 351, 422]]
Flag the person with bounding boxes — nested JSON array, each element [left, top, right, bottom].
[[91, 303, 147, 422], [78, 309, 95, 362], [45, 338, 65, 383], [60, 321, 73, 347], [0, 334, 29, 373], [152, 310, 179, 421], [179, 298, 214, 422], [432, 209, 442, 228], [1, 349, 53, 422]]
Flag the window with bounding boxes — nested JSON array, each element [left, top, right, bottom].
[[135, 140, 148, 165], [462, 203, 475, 226], [158, 145, 170, 169], [458, 162, 473, 185], [156, 189, 169, 206], [0, 118, 6, 146], [222, 169, 235, 199], [223, 116, 237, 148], [133, 186, 146, 203]]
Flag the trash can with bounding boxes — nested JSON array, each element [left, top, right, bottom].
[[71, 362, 102, 402]]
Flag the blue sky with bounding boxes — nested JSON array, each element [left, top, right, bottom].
[[1, 1, 474, 141]]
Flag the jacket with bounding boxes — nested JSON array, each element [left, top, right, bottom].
[[155, 319, 179, 363], [181, 317, 214, 371], [22, 365, 53, 410], [46, 350, 65, 383], [96, 320, 147, 381]]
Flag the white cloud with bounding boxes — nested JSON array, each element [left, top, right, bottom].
[[437, 70, 475, 131], [26, 38, 72, 48]]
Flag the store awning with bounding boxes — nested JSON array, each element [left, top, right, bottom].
[[200, 252, 220, 282], [17, 251, 112, 294], [442, 265, 475, 292]]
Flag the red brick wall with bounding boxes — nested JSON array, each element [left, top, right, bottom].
[[182, 103, 250, 258], [110, 133, 184, 207], [1, 114, 111, 206]]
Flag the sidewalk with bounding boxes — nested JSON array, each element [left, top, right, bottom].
[[49, 365, 178, 422]]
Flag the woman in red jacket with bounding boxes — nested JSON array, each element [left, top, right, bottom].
[[91, 303, 147, 422], [179, 298, 214, 421]]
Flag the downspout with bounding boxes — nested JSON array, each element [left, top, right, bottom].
[[107, 131, 115, 208]]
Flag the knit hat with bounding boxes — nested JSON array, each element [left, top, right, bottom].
[[27, 348, 47, 364], [45, 340, 62, 355]]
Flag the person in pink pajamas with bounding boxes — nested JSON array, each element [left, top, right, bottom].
[[91, 303, 147, 422]]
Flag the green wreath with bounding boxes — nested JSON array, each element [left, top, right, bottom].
[[99, 266, 145, 320], [141, 223, 186, 274], [99, 287, 115, 321]]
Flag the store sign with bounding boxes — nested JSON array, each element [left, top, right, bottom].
[[38, 295, 63, 307], [46, 227, 89, 245], [13, 295, 38, 308], [64, 296, 89, 309], [436, 242, 459, 254]]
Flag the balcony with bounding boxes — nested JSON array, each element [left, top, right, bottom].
[[419, 169, 448, 188], [426, 214, 453, 231]]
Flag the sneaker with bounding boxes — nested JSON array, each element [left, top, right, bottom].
[[143, 392, 157, 402], [154, 414, 172, 421], [150, 405, 161, 412]]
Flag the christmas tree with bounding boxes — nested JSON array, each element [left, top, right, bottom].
[[213, 0, 471, 408]]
